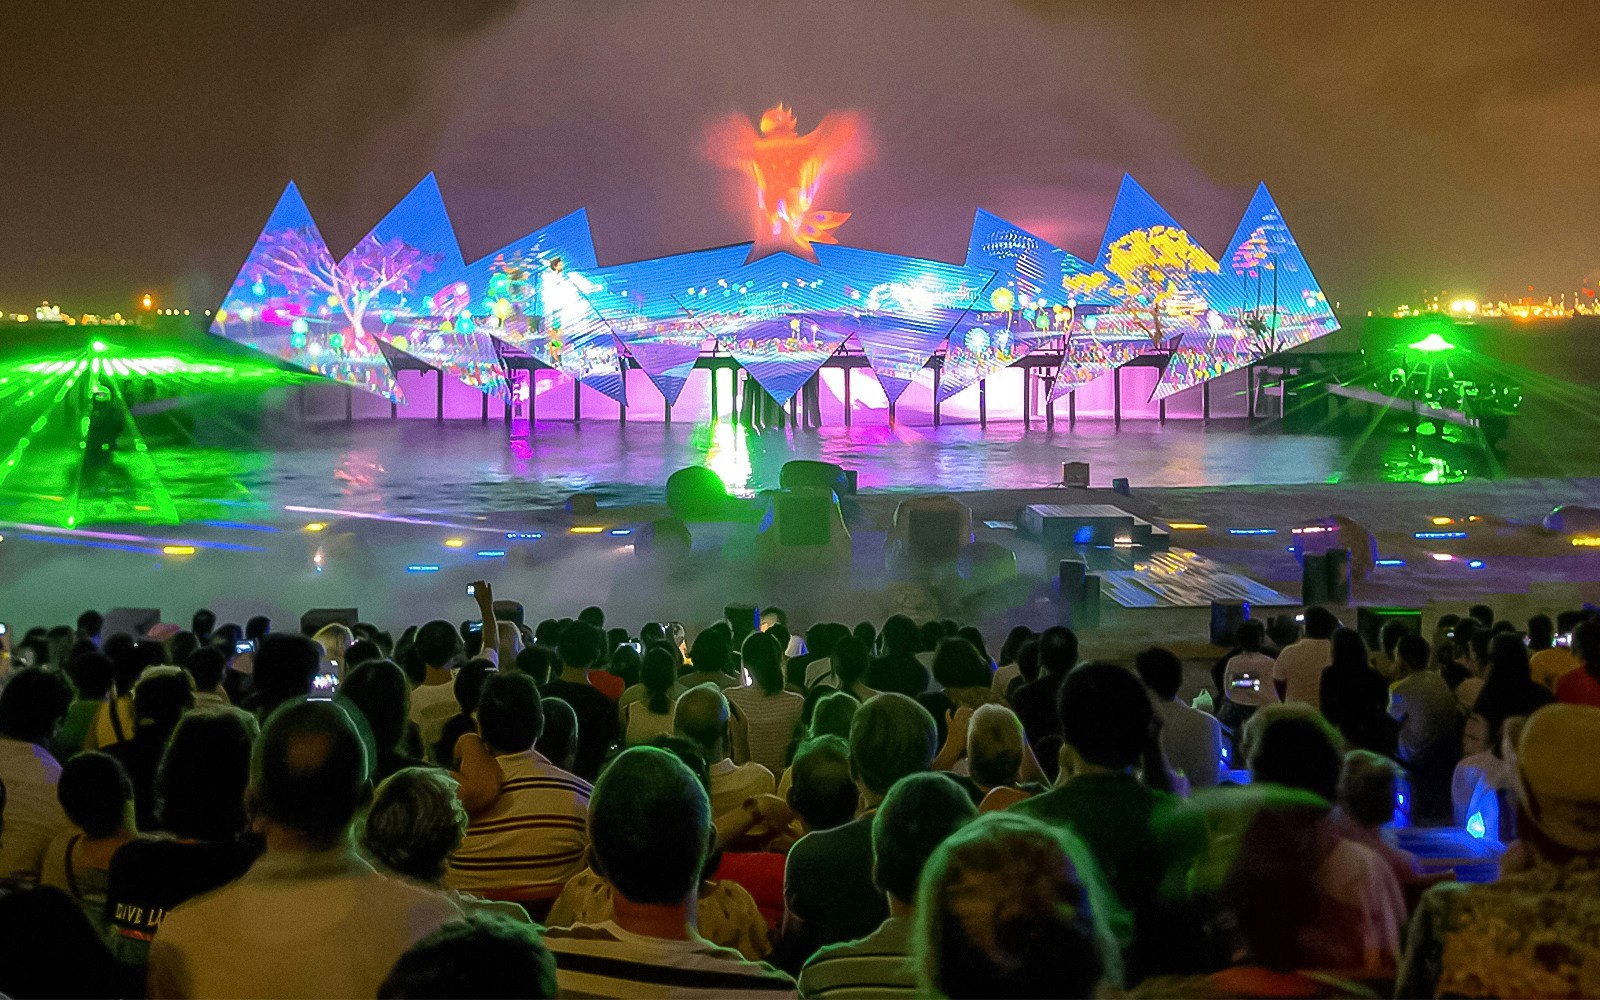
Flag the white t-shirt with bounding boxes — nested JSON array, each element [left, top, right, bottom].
[[147, 847, 458, 999], [0, 737, 70, 880], [408, 679, 460, 753], [708, 758, 775, 819], [1273, 638, 1333, 709]]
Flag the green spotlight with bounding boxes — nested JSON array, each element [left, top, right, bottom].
[[1406, 332, 1456, 353]]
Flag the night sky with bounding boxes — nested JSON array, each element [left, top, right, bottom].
[[4, 0, 1597, 315]]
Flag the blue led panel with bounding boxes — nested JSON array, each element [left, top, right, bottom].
[[456, 210, 624, 402], [942, 211, 1114, 402], [1151, 182, 1343, 398], [684, 252, 853, 405], [812, 244, 992, 405], [212, 182, 401, 400], [340, 174, 508, 397], [585, 245, 750, 404]]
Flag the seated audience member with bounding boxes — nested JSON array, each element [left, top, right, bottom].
[[865, 615, 931, 698], [919, 637, 1000, 745], [804, 635, 877, 717], [542, 622, 620, 780], [799, 772, 976, 997], [1319, 628, 1395, 755], [0, 667, 74, 880], [785, 735, 860, 837], [989, 625, 1034, 698], [337, 659, 430, 785], [1554, 620, 1600, 707], [624, 646, 680, 746], [1450, 710, 1510, 826], [538, 697, 580, 773], [1370, 619, 1409, 680], [547, 736, 772, 961], [1273, 606, 1338, 709], [249, 632, 323, 720], [1525, 613, 1576, 691], [541, 747, 794, 995], [1387, 633, 1460, 824], [783, 693, 937, 966], [312, 623, 356, 678], [103, 707, 263, 965], [1137, 646, 1223, 791], [682, 627, 741, 690], [514, 643, 556, 687], [1009, 626, 1078, 761], [914, 811, 1123, 998], [777, 690, 858, 799], [966, 704, 1034, 812], [676, 684, 775, 818], [406, 619, 467, 753], [146, 700, 458, 998], [106, 667, 195, 831], [360, 767, 530, 924], [1011, 661, 1182, 980], [595, 641, 636, 700], [1245, 705, 1405, 972], [1333, 751, 1426, 890], [1216, 621, 1280, 731], [379, 913, 557, 1000], [40, 751, 139, 933], [1473, 632, 1554, 748], [87, 639, 142, 750], [0, 885, 142, 999], [1397, 704, 1600, 999], [792, 622, 841, 690], [432, 658, 495, 766], [344, 638, 384, 671], [444, 673, 590, 908], [57, 650, 115, 758], [183, 647, 229, 709], [728, 631, 805, 774]]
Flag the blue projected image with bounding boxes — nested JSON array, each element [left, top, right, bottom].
[[340, 175, 508, 398], [214, 173, 1339, 411], [212, 182, 402, 401]]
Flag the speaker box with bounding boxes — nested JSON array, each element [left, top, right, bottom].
[[1302, 548, 1352, 606], [1356, 606, 1422, 649], [301, 608, 359, 636], [780, 460, 848, 495], [1062, 461, 1090, 488], [776, 491, 834, 546], [104, 607, 161, 639], [1112, 477, 1131, 496], [1073, 575, 1102, 628], [1210, 601, 1251, 646]]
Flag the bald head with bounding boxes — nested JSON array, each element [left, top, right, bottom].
[[252, 698, 371, 849], [674, 683, 730, 760]]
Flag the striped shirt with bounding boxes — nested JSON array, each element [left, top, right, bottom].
[[797, 916, 917, 999], [543, 920, 795, 998], [444, 750, 591, 899], [726, 687, 804, 774]]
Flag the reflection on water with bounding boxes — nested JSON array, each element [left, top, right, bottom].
[[0, 406, 1579, 525]]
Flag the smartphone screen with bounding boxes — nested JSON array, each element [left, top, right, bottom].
[[625, 641, 643, 655], [465, 584, 477, 596], [311, 672, 339, 696], [235, 640, 253, 655]]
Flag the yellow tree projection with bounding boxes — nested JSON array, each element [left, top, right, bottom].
[[1066, 225, 1219, 348]]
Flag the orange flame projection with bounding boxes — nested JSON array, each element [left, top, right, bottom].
[[708, 103, 865, 263]]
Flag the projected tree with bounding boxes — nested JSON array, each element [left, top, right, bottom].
[[259, 228, 443, 347], [1070, 224, 1218, 349]]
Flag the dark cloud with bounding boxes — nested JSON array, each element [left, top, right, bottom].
[[2, 0, 1595, 314]]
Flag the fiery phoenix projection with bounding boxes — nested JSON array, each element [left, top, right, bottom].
[[708, 104, 865, 263]]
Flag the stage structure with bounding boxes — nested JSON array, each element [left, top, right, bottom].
[[213, 124, 1338, 412]]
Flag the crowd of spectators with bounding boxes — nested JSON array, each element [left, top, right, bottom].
[[0, 590, 1597, 998]]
